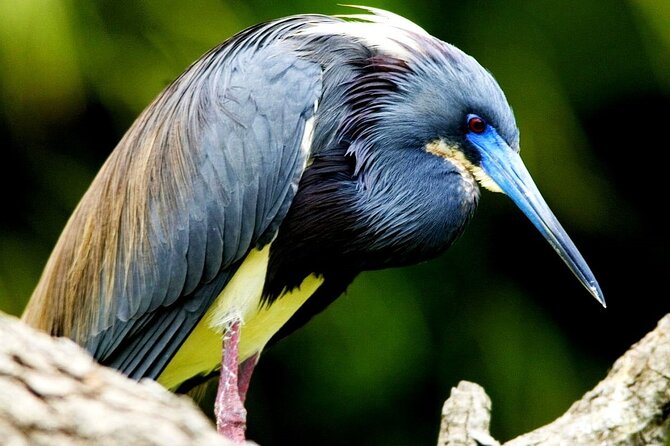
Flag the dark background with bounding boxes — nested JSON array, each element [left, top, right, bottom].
[[1, 1, 668, 445]]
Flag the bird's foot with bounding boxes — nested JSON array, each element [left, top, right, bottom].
[[215, 398, 247, 443]]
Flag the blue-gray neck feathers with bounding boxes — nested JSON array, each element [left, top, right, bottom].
[[264, 14, 519, 302]]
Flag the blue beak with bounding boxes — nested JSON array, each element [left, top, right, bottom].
[[468, 128, 605, 307]]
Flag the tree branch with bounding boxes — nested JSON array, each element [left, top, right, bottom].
[[3, 310, 669, 445], [438, 314, 670, 446], [0, 312, 247, 446]]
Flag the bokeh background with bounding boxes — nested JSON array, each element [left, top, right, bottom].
[[1, 1, 668, 445]]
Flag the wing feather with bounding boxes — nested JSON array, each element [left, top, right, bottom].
[[23, 16, 324, 380]]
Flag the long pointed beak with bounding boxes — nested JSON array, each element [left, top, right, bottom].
[[468, 129, 605, 307]]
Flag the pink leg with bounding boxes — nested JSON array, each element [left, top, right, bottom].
[[214, 320, 247, 443], [237, 353, 259, 404]]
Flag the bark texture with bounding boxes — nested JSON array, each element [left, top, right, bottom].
[[0, 312, 246, 446], [2, 310, 669, 445], [438, 314, 670, 445]]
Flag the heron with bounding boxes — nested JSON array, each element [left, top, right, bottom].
[[22, 7, 604, 442]]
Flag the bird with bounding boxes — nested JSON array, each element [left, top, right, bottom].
[[21, 7, 604, 443]]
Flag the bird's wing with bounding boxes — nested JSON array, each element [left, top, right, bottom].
[[39, 23, 323, 379]]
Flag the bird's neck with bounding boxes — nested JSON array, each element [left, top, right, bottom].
[[353, 147, 480, 268], [263, 147, 479, 304]]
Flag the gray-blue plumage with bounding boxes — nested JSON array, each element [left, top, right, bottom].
[[87, 13, 516, 375], [24, 9, 602, 390], [84, 17, 324, 373]]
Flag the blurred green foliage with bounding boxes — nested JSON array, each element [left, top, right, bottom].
[[1, 1, 668, 445]]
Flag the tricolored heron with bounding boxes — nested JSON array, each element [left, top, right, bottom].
[[22, 7, 604, 442]]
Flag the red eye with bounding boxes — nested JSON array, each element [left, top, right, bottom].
[[467, 116, 487, 134]]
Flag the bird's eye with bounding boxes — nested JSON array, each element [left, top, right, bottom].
[[467, 115, 487, 134]]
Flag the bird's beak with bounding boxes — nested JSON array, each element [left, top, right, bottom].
[[468, 128, 605, 307]]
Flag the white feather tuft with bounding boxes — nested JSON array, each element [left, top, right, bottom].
[[302, 6, 431, 59], [335, 5, 430, 36]]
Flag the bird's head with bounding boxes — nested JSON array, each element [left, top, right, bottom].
[[317, 7, 605, 305]]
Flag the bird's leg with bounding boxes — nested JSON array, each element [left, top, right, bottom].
[[237, 353, 259, 404], [214, 319, 247, 443]]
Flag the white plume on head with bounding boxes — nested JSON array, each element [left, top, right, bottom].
[[302, 5, 432, 59], [336, 5, 429, 36]]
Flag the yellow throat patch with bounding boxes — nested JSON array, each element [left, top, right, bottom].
[[425, 139, 503, 193]]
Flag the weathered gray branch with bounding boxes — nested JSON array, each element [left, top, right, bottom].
[[0, 312, 245, 446], [438, 314, 670, 446], [2, 311, 669, 445]]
